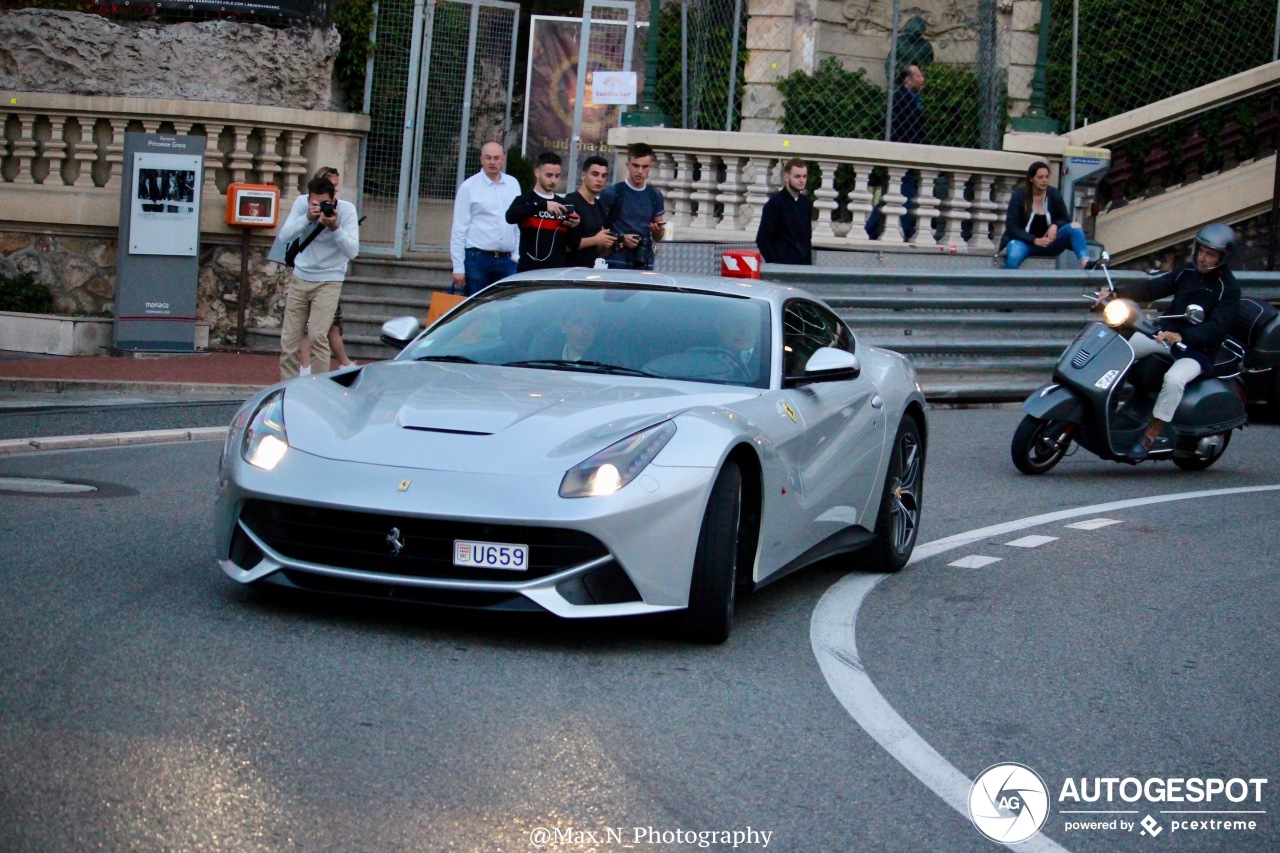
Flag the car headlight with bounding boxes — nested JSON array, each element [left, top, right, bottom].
[[241, 390, 288, 471], [559, 421, 676, 498], [1103, 298, 1139, 329]]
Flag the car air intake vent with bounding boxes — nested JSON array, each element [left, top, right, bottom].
[[403, 426, 492, 436], [240, 500, 608, 582], [1071, 348, 1092, 368]]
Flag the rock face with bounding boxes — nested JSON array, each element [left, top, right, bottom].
[[0, 9, 341, 110]]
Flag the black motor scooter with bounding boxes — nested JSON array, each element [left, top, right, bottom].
[[1010, 255, 1248, 474]]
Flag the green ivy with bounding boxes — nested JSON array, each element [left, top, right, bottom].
[[0, 273, 56, 314], [331, 0, 375, 112]]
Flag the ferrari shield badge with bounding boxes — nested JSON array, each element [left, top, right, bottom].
[[779, 401, 798, 423], [398, 479, 411, 491]]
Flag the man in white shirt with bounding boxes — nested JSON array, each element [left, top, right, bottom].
[[450, 142, 521, 296], [277, 174, 360, 380]]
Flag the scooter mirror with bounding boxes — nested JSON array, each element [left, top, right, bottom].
[[1185, 304, 1205, 324], [1100, 251, 1111, 263]]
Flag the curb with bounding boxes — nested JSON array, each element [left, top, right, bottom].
[[0, 426, 229, 454], [0, 378, 265, 397]]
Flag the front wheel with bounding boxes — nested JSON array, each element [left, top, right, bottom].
[[1173, 431, 1232, 471], [863, 416, 924, 573], [679, 461, 743, 644], [1011, 415, 1073, 475]]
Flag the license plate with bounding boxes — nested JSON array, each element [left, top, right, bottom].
[[453, 539, 529, 571]]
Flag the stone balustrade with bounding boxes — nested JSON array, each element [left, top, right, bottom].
[[609, 127, 1043, 253], [1, 91, 369, 236]]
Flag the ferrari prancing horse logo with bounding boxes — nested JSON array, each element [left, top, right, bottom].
[[780, 401, 798, 423], [397, 480, 411, 491]]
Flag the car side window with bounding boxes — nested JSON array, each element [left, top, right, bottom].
[[782, 300, 854, 375]]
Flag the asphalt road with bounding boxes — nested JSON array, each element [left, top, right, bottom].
[[0, 407, 1275, 852]]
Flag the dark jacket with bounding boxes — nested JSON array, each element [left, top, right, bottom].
[[1115, 263, 1242, 372], [890, 85, 926, 145], [505, 190, 571, 271], [755, 189, 813, 265], [1001, 186, 1072, 249]]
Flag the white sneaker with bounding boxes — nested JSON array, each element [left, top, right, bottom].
[[299, 365, 312, 375]]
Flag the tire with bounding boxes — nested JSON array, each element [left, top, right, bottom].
[[1011, 415, 1072, 475], [863, 416, 925, 573], [679, 461, 743, 644], [1173, 431, 1231, 471]]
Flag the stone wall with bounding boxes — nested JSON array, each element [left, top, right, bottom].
[[0, 9, 342, 110], [0, 230, 291, 347]]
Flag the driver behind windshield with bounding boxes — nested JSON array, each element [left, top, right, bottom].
[[1102, 223, 1241, 460]]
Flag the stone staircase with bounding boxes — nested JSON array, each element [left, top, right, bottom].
[[247, 254, 453, 360]]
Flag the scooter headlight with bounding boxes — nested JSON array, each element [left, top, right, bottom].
[[1103, 298, 1139, 329]]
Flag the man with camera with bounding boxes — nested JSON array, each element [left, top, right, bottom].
[[563, 155, 617, 268], [277, 173, 360, 380], [505, 151, 581, 272], [599, 142, 666, 271]]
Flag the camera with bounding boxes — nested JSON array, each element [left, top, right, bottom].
[[318, 200, 336, 217]]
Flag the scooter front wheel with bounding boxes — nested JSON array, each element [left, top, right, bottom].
[[1011, 415, 1073, 475]]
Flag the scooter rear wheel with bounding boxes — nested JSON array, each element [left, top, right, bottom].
[[1011, 415, 1072, 475], [1172, 431, 1231, 471]]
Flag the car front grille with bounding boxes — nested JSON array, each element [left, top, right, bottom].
[[239, 499, 609, 582]]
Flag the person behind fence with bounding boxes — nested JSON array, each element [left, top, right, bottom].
[[1000, 161, 1090, 270], [564, 155, 619, 268], [451, 141, 520, 295], [866, 63, 926, 240], [1094, 223, 1240, 460], [755, 157, 813, 265], [600, 142, 666, 271], [505, 151, 581, 272], [278, 174, 360, 380]]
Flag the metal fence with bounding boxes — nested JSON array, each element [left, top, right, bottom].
[[653, 0, 748, 131]]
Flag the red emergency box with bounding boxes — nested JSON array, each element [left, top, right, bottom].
[[225, 183, 280, 227], [721, 250, 762, 279]]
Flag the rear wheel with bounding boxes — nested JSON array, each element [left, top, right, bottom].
[[1011, 415, 1072, 475], [1173, 431, 1231, 471], [679, 461, 743, 644], [863, 416, 924, 573]]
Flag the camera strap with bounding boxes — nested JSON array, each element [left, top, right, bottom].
[[285, 222, 326, 268]]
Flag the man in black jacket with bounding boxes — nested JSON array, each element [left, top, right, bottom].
[[1103, 223, 1241, 459], [755, 158, 812, 265], [867, 63, 926, 240], [505, 152, 580, 272]]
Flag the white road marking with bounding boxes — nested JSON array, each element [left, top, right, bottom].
[[947, 555, 1002, 569], [811, 484, 1280, 852], [0, 477, 96, 494], [1065, 518, 1123, 530], [1005, 534, 1059, 548]]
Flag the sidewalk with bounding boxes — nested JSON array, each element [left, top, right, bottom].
[[0, 348, 301, 397]]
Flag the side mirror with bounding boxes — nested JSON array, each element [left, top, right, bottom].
[[1100, 250, 1111, 263], [1184, 304, 1205, 324], [380, 316, 423, 350], [785, 347, 861, 386]]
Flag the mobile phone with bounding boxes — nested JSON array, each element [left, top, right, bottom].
[[563, 204, 575, 215]]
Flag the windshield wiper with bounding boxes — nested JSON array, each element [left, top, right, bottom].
[[503, 359, 655, 377], [414, 354, 478, 364]]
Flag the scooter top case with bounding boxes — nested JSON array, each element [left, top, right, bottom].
[[1236, 297, 1280, 413]]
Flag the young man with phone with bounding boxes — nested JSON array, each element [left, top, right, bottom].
[[505, 151, 580, 272]]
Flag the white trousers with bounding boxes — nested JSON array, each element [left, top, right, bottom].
[[1128, 333, 1202, 423]]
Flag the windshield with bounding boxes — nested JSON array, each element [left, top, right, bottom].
[[400, 283, 772, 388]]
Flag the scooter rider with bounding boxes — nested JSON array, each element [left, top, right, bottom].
[[1097, 223, 1241, 460]]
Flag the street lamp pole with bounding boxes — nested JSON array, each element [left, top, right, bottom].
[[1010, 0, 1060, 133], [621, 0, 668, 127]]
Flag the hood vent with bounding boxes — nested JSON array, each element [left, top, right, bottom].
[[403, 425, 492, 436]]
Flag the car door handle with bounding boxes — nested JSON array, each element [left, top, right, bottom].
[[871, 395, 883, 409]]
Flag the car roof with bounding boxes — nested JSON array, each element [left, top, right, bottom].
[[498, 267, 811, 305]]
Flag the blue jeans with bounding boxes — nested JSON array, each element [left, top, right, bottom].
[[1004, 225, 1089, 269], [461, 249, 516, 296], [866, 170, 919, 240]]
